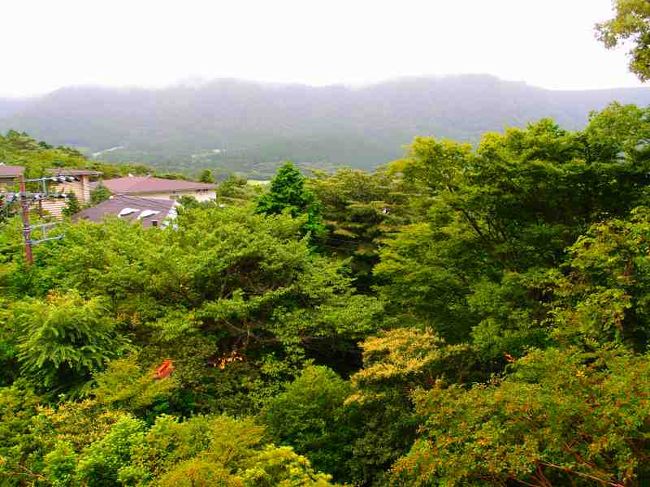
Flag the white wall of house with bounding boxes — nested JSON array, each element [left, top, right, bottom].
[[40, 199, 66, 218], [0, 178, 21, 192], [51, 176, 93, 204], [41, 176, 94, 219]]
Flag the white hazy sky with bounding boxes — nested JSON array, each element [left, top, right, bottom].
[[1, 0, 644, 97]]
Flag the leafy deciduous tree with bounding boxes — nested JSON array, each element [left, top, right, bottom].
[[597, 0, 650, 81]]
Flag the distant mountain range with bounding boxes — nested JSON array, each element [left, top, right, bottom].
[[1, 75, 649, 178]]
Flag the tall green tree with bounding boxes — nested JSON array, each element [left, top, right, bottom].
[[377, 107, 650, 346], [256, 162, 324, 238], [309, 168, 409, 292], [198, 169, 214, 183], [596, 0, 650, 81]]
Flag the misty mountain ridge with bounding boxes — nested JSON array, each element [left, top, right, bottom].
[[1, 75, 648, 178]]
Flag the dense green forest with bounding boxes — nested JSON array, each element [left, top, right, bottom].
[[1, 75, 649, 178], [0, 130, 149, 180], [0, 99, 649, 485], [0, 129, 217, 183]]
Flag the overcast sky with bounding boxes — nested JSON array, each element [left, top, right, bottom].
[[1, 0, 644, 97]]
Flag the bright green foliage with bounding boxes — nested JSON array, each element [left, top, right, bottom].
[[0, 384, 44, 484], [375, 221, 481, 342], [125, 414, 224, 481], [1, 105, 649, 486], [12, 291, 130, 392], [75, 416, 146, 486], [256, 162, 316, 217], [262, 366, 355, 480], [92, 355, 178, 416], [0, 293, 20, 386], [596, 0, 650, 81], [123, 415, 336, 486], [466, 269, 556, 368], [154, 459, 239, 487], [239, 445, 335, 486], [0, 131, 88, 178], [13, 206, 380, 413], [62, 192, 81, 217], [377, 110, 650, 346], [398, 137, 473, 194], [309, 168, 408, 291], [0, 130, 148, 179], [391, 347, 650, 486], [0, 360, 366, 486], [583, 102, 650, 162], [552, 208, 650, 351], [154, 446, 335, 487], [43, 441, 77, 486], [342, 329, 474, 485], [365, 108, 650, 485], [198, 169, 215, 183], [256, 162, 324, 238], [90, 183, 112, 205], [176, 195, 203, 210], [4, 407, 336, 486], [218, 174, 261, 203], [1, 390, 128, 484], [35, 399, 131, 453]]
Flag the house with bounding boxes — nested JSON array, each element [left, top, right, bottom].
[[97, 175, 216, 201], [75, 194, 177, 228], [42, 169, 103, 218], [0, 166, 105, 219], [0, 165, 24, 190], [0, 165, 23, 215], [47, 168, 103, 204]]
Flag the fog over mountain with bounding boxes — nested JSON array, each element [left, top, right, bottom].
[[1, 75, 649, 177]]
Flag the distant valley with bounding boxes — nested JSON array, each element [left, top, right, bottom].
[[1, 75, 649, 178]]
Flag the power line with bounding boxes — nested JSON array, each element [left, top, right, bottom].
[[0, 173, 76, 265], [18, 175, 33, 264]]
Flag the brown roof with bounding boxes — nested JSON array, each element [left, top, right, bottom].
[[0, 165, 25, 178], [76, 194, 177, 228], [100, 176, 216, 195], [47, 168, 102, 177]]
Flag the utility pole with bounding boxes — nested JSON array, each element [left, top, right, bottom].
[[1, 172, 74, 264], [18, 174, 34, 265]]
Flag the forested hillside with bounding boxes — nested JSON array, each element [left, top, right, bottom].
[[1, 102, 648, 486], [0, 130, 153, 179], [1, 75, 649, 177]]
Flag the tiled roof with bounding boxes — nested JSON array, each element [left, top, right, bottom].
[[0, 165, 25, 178], [100, 175, 216, 194], [47, 168, 103, 177], [76, 194, 176, 228]]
